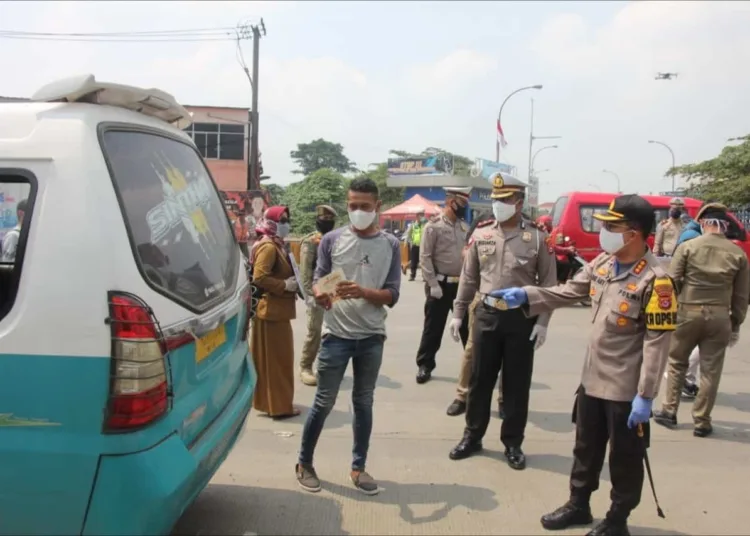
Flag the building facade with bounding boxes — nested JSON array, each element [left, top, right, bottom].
[[182, 105, 251, 192]]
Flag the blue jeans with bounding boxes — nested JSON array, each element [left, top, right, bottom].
[[298, 334, 384, 471]]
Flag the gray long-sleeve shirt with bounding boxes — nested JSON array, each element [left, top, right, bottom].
[[314, 226, 401, 339]]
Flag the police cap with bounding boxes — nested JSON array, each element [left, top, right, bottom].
[[316, 204, 338, 218], [490, 172, 527, 200], [444, 187, 471, 200], [593, 194, 656, 235], [669, 197, 685, 207], [696, 202, 728, 221]]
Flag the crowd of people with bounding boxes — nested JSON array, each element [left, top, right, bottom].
[[241, 174, 748, 536]]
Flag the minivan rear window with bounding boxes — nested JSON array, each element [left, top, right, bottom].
[[101, 129, 238, 312], [551, 196, 568, 227], [581, 205, 667, 235]]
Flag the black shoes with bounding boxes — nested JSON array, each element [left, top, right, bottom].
[[681, 382, 699, 400], [694, 425, 713, 438], [416, 366, 432, 384], [586, 518, 630, 536], [652, 409, 677, 429], [504, 446, 526, 470], [449, 438, 482, 460], [446, 399, 466, 416], [540, 501, 593, 530]]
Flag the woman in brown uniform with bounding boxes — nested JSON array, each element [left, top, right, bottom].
[[250, 205, 300, 419]]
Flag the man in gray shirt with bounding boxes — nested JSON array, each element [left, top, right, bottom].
[[296, 177, 401, 497]]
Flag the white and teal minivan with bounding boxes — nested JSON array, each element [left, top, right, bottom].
[[0, 75, 256, 535]]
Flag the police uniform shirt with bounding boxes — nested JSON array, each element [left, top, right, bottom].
[[670, 232, 750, 323], [523, 251, 675, 402], [420, 214, 468, 287], [454, 219, 557, 326], [654, 218, 685, 256]]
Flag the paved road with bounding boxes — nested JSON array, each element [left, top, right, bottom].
[[173, 278, 750, 536]]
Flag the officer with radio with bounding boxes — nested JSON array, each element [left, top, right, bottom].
[[448, 173, 556, 470]]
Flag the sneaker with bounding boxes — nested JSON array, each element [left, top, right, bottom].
[[681, 382, 698, 400], [295, 463, 321, 493], [351, 469, 379, 495], [300, 368, 317, 386]]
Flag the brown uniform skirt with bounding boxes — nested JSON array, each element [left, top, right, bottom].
[[251, 318, 295, 417]]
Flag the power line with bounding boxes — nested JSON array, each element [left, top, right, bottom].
[[0, 22, 257, 43]]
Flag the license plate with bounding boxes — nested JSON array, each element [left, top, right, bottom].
[[195, 324, 227, 363]]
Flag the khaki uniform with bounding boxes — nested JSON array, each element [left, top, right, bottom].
[[524, 250, 675, 519], [299, 231, 324, 371], [415, 214, 470, 372], [457, 219, 556, 446], [653, 218, 685, 256], [420, 215, 468, 288], [662, 233, 750, 429], [525, 251, 674, 401]]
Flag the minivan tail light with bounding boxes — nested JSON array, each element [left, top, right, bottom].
[[105, 292, 169, 431]]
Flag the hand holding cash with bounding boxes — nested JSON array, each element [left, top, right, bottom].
[[312, 268, 346, 310]]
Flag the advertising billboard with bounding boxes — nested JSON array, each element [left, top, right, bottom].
[[387, 153, 454, 176], [469, 158, 515, 181]]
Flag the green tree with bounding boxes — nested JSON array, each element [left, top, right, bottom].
[[290, 138, 358, 176], [668, 135, 750, 206], [262, 183, 286, 206], [285, 168, 349, 236]]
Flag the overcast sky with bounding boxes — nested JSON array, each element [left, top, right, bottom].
[[1, 1, 749, 203]]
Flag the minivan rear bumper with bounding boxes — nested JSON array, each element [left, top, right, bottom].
[[82, 355, 255, 536]]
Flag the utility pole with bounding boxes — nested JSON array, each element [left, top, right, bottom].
[[248, 19, 266, 191], [526, 98, 561, 217]]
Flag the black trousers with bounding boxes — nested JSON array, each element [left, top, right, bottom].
[[409, 245, 420, 278], [415, 280, 468, 371], [464, 304, 535, 448], [569, 387, 648, 522]]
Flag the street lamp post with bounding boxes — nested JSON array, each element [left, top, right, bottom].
[[496, 84, 543, 162], [526, 98, 561, 216], [602, 169, 621, 193], [648, 140, 677, 191], [531, 145, 558, 173]]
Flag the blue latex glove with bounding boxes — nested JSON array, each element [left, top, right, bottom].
[[489, 287, 528, 308], [627, 395, 652, 429]]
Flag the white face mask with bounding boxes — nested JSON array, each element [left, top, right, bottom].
[[275, 222, 290, 238], [348, 209, 376, 231], [599, 227, 628, 254], [492, 201, 517, 223]]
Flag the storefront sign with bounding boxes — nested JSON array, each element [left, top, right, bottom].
[[387, 154, 452, 176]]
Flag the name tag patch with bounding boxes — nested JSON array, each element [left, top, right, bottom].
[[644, 277, 677, 331]]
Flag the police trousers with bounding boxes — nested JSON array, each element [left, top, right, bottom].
[[409, 245, 420, 278], [662, 304, 732, 429], [416, 280, 468, 371], [300, 306, 324, 371], [464, 304, 534, 448], [570, 387, 647, 522], [456, 296, 503, 405]]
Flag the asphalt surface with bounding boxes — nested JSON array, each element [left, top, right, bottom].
[[173, 277, 750, 536]]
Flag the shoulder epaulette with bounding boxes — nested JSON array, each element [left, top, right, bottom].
[[476, 219, 494, 228]]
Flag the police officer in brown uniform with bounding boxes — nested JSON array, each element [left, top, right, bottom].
[[492, 195, 675, 536], [654, 203, 749, 437], [299, 205, 338, 386], [448, 173, 556, 470], [415, 187, 471, 384], [653, 197, 686, 256]]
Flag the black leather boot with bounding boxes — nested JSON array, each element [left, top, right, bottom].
[[540, 501, 594, 530]]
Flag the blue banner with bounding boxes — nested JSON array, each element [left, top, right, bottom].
[[469, 159, 514, 181]]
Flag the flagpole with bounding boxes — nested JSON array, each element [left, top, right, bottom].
[[495, 84, 543, 162]]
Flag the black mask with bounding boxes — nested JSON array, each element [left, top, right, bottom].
[[669, 208, 682, 219], [316, 219, 335, 234], [453, 203, 467, 220]]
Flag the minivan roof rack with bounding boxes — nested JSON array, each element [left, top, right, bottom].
[[31, 74, 192, 130]]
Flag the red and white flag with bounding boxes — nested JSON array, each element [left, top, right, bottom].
[[496, 119, 508, 148]]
